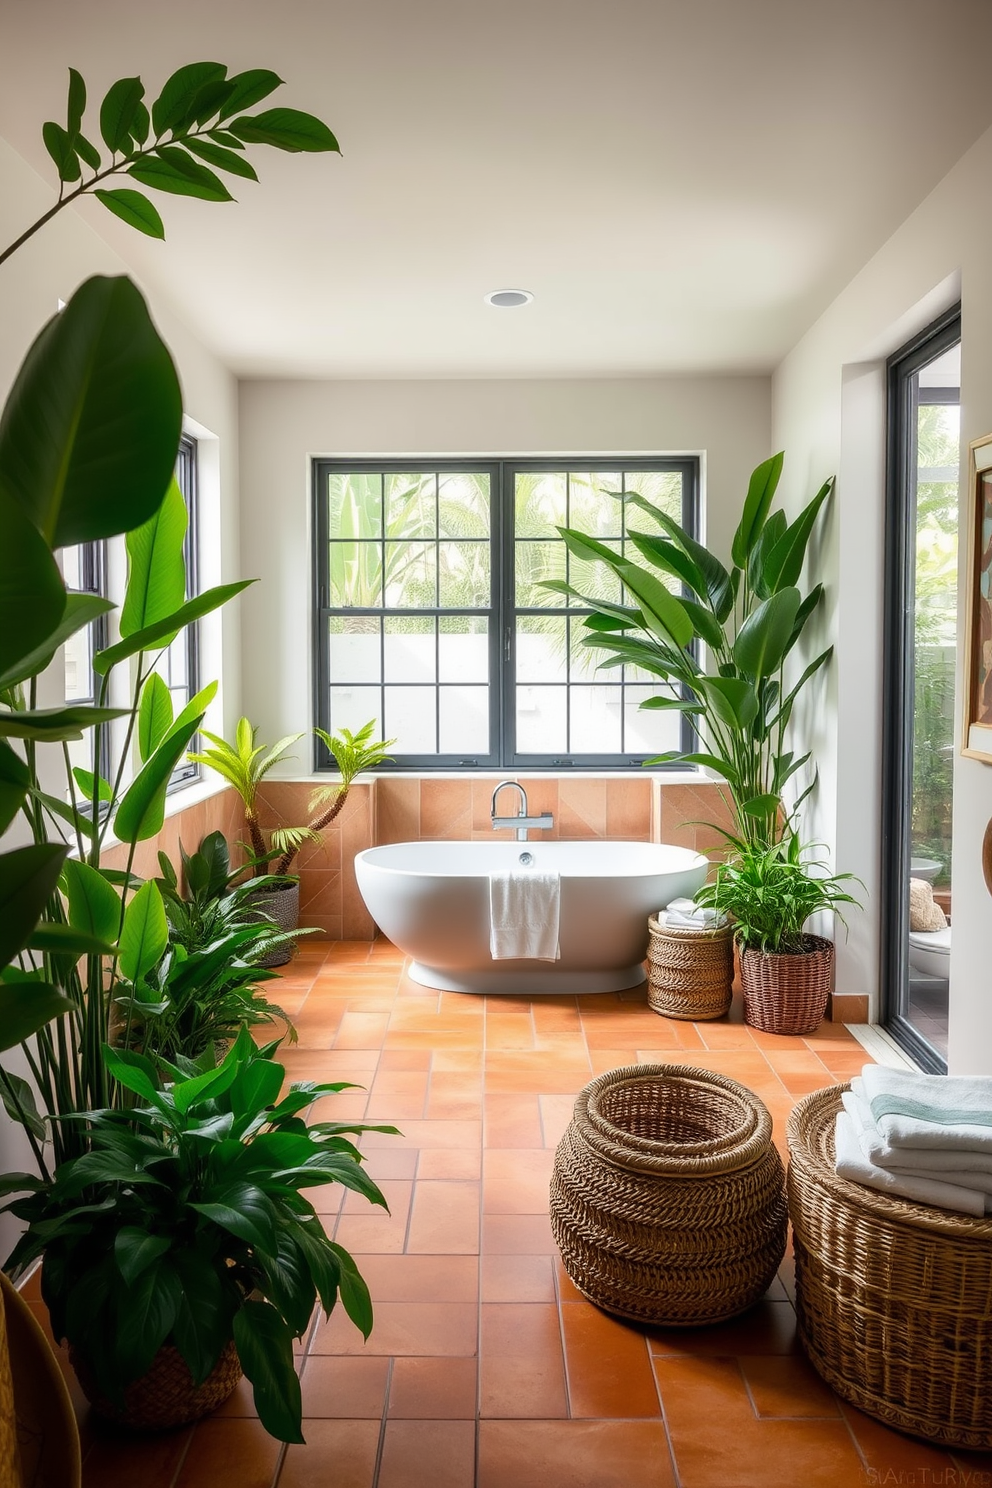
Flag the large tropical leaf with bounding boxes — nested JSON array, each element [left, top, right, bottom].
[[93, 580, 253, 675], [0, 743, 30, 836], [61, 858, 121, 944], [118, 881, 168, 984], [0, 275, 182, 548], [762, 477, 833, 592], [731, 452, 784, 569], [113, 712, 205, 844], [120, 477, 187, 637], [733, 588, 802, 679], [232, 1300, 303, 1444], [0, 706, 125, 743], [0, 491, 66, 676], [0, 591, 114, 693], [0, 981, 75, 1053], [0, 843, 67, 967]]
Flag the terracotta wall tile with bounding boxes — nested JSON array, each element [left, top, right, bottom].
[[420, 778, 473, 838], [659, 782, 734, 856], [558, 778, 608, 838], [605, 777, 651, 838], [377, 777, 421, 844]]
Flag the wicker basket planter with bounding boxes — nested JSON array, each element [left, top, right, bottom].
[[647, 917, 734, 1020], [71, 1339, 242, 1431], [739, 933, 833, 1036], [551, 1065, 788, 1326], [787, 1084, 992, 1449], [248, 879, 299, 968]]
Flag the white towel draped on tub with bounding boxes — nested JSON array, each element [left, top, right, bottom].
[[489, 870, 561, 961]]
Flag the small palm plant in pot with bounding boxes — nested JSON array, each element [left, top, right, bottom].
[[696, 832, 863, 1035], [188, 720, 393, 964]]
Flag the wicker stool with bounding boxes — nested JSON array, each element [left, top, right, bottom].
[[647, 917, 734, 1020], [787, 1085, 992, 1449], [551, 1065, 788, 1326]]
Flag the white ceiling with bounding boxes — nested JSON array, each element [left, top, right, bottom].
[[2, 0, 992, 379]]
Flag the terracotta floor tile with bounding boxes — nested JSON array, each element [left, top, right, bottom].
[[362, 1119, 481, 1150], [483, 1093, 544, 1147], [482, 1213, 555, 1254], [174, 1417, 282, 1488], [432, 1048, 485, 1073], [538, 1094, 577, 1146], [387, 1356, 478, 1418], [311, 1301, 478, 1357], [417, 1148, 481, 1180], [647, 1300, 799, 1357], [334, 1207, 411, 1254], [364, 1091, 428, 1120], [82, 1425, 194, 1488], [406, 1179, 480, 1254], [739, 1354, 842, 1417], [298, 1355, 390, 1417], [477, 1420, 676, 1488], [277, 1419, 379, 1488], [352, 1253, 479, 1303], [841, 1401, 962, 1477], [479, 1303, 568, 1418], [485, 1011, 537, 1048], [481, 1253, 557, 1303], [559, 1302, 661, 1418], [334, 1012, 391, 1048], [363, 1145, 420, 1181], [377, 1049, 433, 1071], [377, 1420, 475, 1488]]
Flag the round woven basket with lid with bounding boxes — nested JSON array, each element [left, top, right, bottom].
[[787, 1084, 992, 1449], [647, 916, 734, 1020], [551, 1065, 788, 1326]]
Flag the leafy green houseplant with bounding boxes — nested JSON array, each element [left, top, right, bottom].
[[550, 452, 833, 850], [696, 831, 863, 1034], [3, 1030, 397, 1443], [189, 718, 395, 878]]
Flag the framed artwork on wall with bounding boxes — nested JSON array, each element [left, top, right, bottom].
[[963, 433, 992, 763]]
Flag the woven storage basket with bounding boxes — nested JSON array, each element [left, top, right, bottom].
[[551, 1064, 788, 1326], [787, 1085, 992, 1449], [739, 933, 833, 1036], [72, 1339, 242, 1431], [647, 917, 734, 1020]]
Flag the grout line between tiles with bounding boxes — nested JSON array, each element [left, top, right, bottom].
[[371, 1356, 394, 1488]]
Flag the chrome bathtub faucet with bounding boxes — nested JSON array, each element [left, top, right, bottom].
[[490, 780, 554, 842]]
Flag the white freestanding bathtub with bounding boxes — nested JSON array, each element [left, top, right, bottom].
[[354, 840, 709, 994]]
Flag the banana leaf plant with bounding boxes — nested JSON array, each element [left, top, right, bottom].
[[547, 453, 833, 848]]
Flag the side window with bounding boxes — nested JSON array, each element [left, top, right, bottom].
[[158, 435, 200, 789]]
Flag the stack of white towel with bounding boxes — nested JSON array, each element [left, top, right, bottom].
[[656, 897, 728, 930], [834, 1064, 992, 1216]]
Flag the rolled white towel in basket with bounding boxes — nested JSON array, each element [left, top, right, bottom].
[[657, 898, 728, 931]]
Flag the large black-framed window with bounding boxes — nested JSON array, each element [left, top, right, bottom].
[[162, 434, 200, 790], [312, 457, 699, 770], [881, 304, 960, 1073]]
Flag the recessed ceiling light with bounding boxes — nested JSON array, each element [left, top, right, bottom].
[[484, 288, 534, 308]]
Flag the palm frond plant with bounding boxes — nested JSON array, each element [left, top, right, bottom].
[[189, 719, 395, 879], [3, 1029, 399, 1443], [546, 453, 834, 850]]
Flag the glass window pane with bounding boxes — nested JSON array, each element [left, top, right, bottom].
[[169, 686, 190, 721], [330, 472, 382, 539], [384, 615, 435, 683], [515, 472, 566, 539], [516, 616, 567, 683], [64, 625, 93, 703], [385, 473, 436, 539], [330, 685, 382, 739], [439, 687, 489, 753], [438, 472, 490, 538], [515, 540, 565, 607], [439, 541, 489, 607], [568, 542, 622, 606], [330, 616, 381, 683], [384, 542, 436, 608], [569, 685, 622, 753], [624, 685, 682, 754], [63, 545, 83, 590], [516, 685, 567, 753], [622, 470, 684, 533], [567, 471, 623, 539], [331, 540, 382, 608], [383, 686, 436, 753], [567, 616, 607, 682], [439, 617, 488, 682]]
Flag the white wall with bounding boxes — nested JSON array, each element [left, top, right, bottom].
[[238, 374, 772, 757], [772, 122, 992, 1071]]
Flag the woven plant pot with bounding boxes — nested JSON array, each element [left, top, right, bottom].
[[551, 1065, 788, 1326], [647, 917, 734, 1020], [787, 1085, 992, 1449], [71, 1339, 242, 1432], [739, 933, 833, 1036], [248, 879, 299, 968]]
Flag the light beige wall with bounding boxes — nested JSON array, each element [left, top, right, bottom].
[[237, 373, 772, 753], [772, 122, 992, 1071]]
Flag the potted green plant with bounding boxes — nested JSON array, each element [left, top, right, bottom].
[[2, 1028, 398, 1444], [695, 831, 863, 1034], [188, 718, 394, 962]]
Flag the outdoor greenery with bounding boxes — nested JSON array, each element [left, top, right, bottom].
[[696, 831, 863, 955], [2, 1029, 397, 1443], [546, 452, 833, 848], [189, 718, 394, 878]]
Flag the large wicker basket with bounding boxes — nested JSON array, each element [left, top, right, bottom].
[[739, 933, 833, 1036], [787, 1084, 992, 1449], [72, 1339, 242, 1431], [647, 917, 734, 1020], [551, 1065, 788, 1326]]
